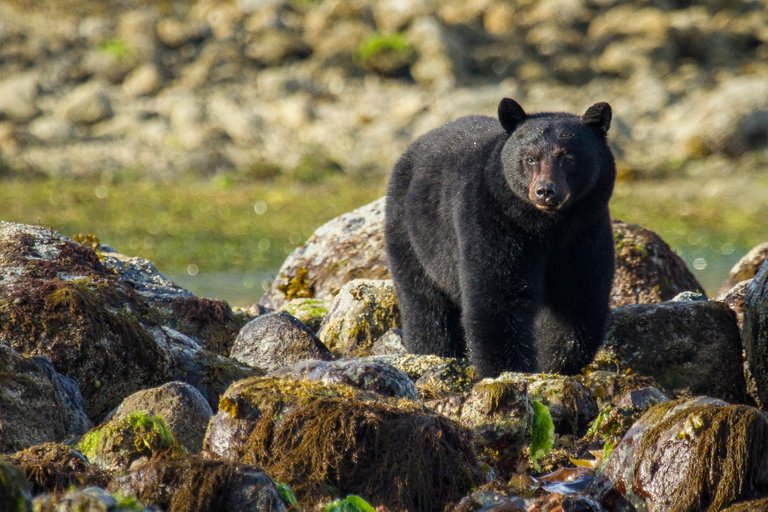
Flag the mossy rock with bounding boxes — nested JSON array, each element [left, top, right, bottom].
[[595, 397, 768, 511], [110, 455, 287, 512], [0, 223, 174, 420], [5, 443, 109, 496], [0, 460, 31, 512], [32, 486, 149, 512], [279, 297, 329, 332], [204, 376, 478, 511], [77, 412, 184, 472]]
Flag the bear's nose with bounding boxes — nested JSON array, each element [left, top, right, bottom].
[[534, 181, 557, 202]]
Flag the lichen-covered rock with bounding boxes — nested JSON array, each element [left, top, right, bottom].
[[370, 328, 407, 355], [611, 220, 705, 307], [498, 373, 598, 436], [278, 297, 329, 332], [428, 373, 533, 477], [719, 279, 752, 330], [230, 311, 332, 372], [743, 260, 768, 407], [270, 358, 418, 400], [110, 456, 288, 512], [107, 381, 213, 453], [0, 222, 174, 420], [6, 443, 109, 495], [592, 397, 768, 512], [0, 345, 91, 452], [77, 412, 183, 472], [204, 376, 478, 510], [414, 357, 476, 398], [0, 460, 31, 512], [581, 369, 664, 409], [32, 486, 151, 512], [594, 298, 747, 403], [317, 279, 400, 356], [718, 242, 768, 296], [260, 198, 390, 309]]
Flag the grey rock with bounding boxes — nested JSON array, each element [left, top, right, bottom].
[[0, 72, 40, 121], [616, 386, 669, 411], [27, 116, 74, 144], [122, 62, 163, 97], [720, 279, 752, 330], [230, 311, 333, 372], [719, 242, 768, 296], [108, 381, 213, 453], [595, 299, 747, 403], [56, 82, 113, 125], [743, 260, 768, 407], [271, 358, 418, 400], [371, 328, 407, 355], [0, 345, 91, 452], [33, 486, 152, 512], [278, 297, 328, 332]]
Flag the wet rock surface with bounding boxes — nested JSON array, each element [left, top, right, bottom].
[[744, 261, 768, 406]]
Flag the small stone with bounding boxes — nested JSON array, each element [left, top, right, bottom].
[[56, 82, 113, 125], [122, 63, 163, 97], [0, 72, 40, 121], [371, 328, 407, 355]]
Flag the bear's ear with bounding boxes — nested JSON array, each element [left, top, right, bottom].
[[498, 98, 527, 133], [582, 102, 612, 135]]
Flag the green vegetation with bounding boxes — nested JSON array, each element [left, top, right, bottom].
[[358, 33, 413, 62], [529, 400, 554, 467], [324, 494, 376, 512]]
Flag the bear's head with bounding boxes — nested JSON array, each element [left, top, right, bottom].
[[497, 98, 613, 213]]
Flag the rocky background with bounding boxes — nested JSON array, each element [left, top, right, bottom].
[[0, 0, 766, 180]]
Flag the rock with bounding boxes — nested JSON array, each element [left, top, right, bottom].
[[77, 411, 183, 472], [122, 62, 163, 97], [317, 279, 400, 356], [370, 328, 407, 355], [278, 297, 328, 332], [371, 0, 428, 32], [207, 92, 264, 146], [611, 220, 705, 307], [107, 381, 213, 453], [407, 16, 463, 90], [414, 357, 476, 398], [0, 222, 174, 420], [204, 376, 478, 510], [719, 279, 752, 330], [156, 17, 211, 48], [616, 386, 670, 411], [56, 82, 113, 125], [0, 345, 91, 452], [592, 397, 768, 511], [230, 311, 333, 372], [27, 116, 74, 144], [595, 298, 747, 403], [110, 456, 288, 511], [719, 242, 768, 296], [260, 197, 389, 308], [0, 72, 40, 121], [500, 373, 598, 436], [453, 374, 533, 477], [680, 76, 768, 157], [6, 443, 109, 495], [163, 326, 258, 410], [32, 486, 152, 512], [581, 370, 664, 409], [450, 480, 527, 511], [743, 260, 768, 406], [0, 460, 32, 511], [271, 358, 418, 400]]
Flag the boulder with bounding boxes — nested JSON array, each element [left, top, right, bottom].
[[595, 297, 747, 403], [110, 456, 288, 512], [260, 198, 390, 309], [0, 345, 91, 452], [611, 220, 705, 307], [719, 242, 768, 296], [270, 358, 418, 400], [107, 381, 213, 453], [32, 486, 152, 512], [0, 72, 40, 121], [0, 460, 32, 511], [230, 311, 333, 372], [593, 397, 768, 511], [56, 82, 113, 125], [0, 222, 174, 420], [317, 279, 400, 356], [743, 261, 768, 406], [204, 376, 478, 510], [278, 297, 328, 332]]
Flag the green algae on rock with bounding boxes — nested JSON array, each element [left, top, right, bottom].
[[77, 412, 184, 472], [204, 376, 478, 511]]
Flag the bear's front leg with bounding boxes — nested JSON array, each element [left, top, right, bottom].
[[459, 268, 541, 377]]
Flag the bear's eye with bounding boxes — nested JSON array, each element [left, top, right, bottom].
[[562, 155, 576, 167], [524, 156, 537, 166]]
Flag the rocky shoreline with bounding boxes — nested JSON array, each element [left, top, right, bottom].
[[0, 0, 766, 179], [0, 200, 767, 510]]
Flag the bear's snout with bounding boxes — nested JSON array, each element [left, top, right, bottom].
[[529, 178, 569, 210]]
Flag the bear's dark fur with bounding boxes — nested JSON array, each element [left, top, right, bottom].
[[384, 98, 616, 377]]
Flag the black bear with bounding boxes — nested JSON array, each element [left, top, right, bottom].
[[384, 98, 616, 377]]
